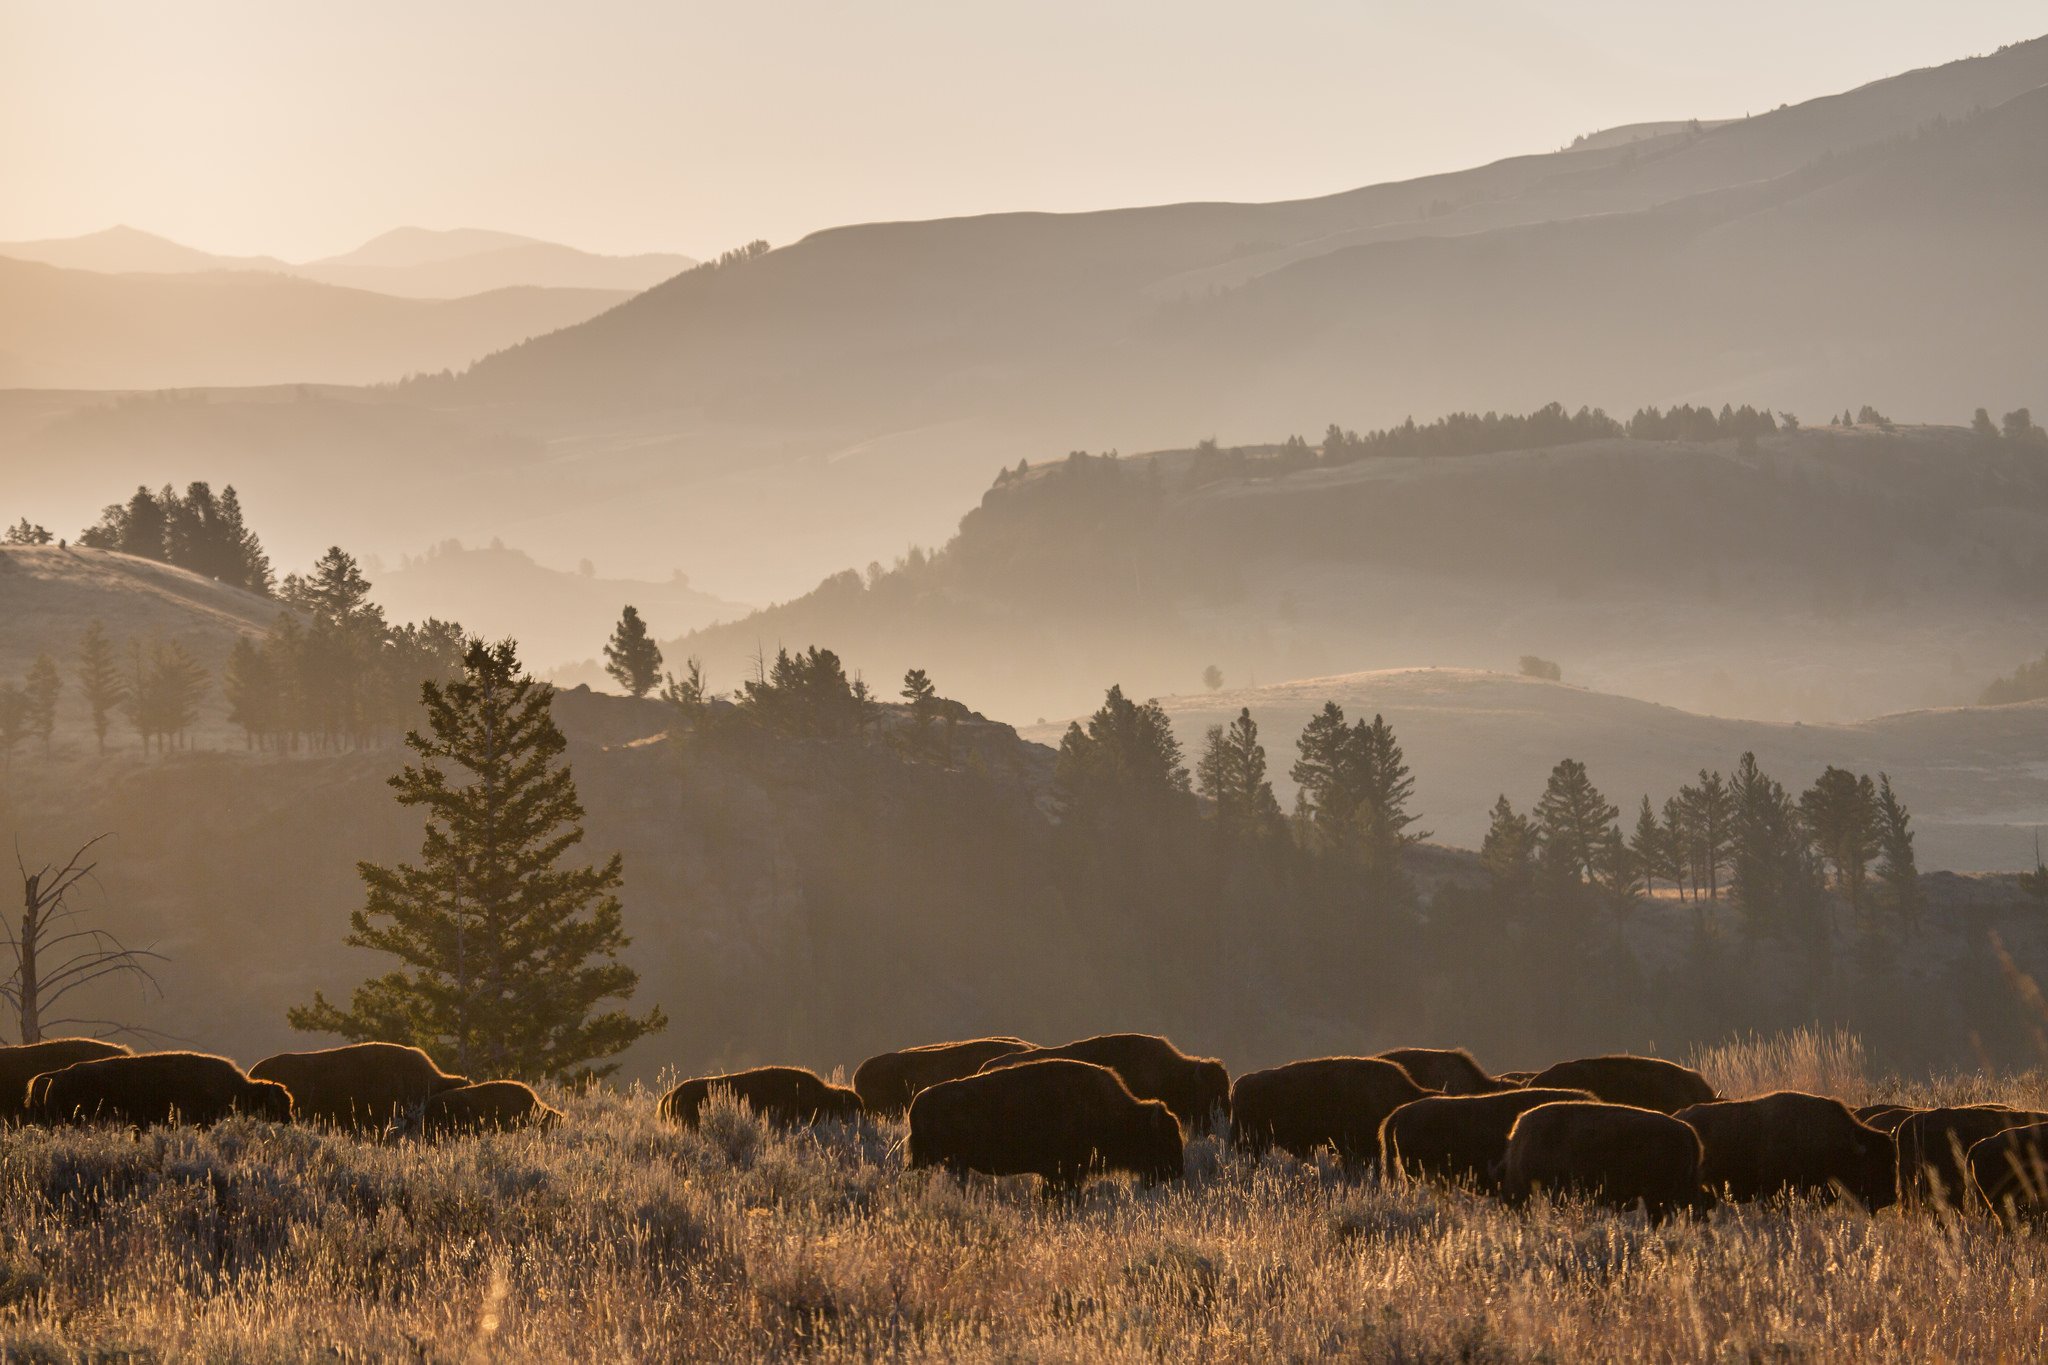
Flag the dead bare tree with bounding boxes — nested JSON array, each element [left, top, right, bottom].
[[6, 834, 165, 1044]]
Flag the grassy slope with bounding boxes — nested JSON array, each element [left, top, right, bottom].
[[1, 1032, 2045, 1359]]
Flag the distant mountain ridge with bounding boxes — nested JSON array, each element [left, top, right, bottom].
[[0, 224, 695, 298]]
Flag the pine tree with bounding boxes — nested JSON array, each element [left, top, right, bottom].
[[901, 667, 938, 740], [603, 605, 664, 698], [1479, 794, 1536, 895], [1290, 701, 1356, 842], [23, 654, 60, 756], [0, 684, 25, 770], [1873, 773, 1922, 934], [223, 636, 279, 749], [1630, 796, 1676, 898], [1729, 751, 1819, 936], [214, 485, 273, 594], [1676, 770, 1734, 900], [1195, 708, 1282, 843], [75, 621, 127, 754], [1799, 766, 1881, 914], [4, 518, 52, 545], [1534, 758, 1619, 884], [288, 638, 665, 1081], [1054, 685, 1191, 825]]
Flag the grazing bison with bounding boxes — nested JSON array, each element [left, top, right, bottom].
[[1677, 1091, 1896, 1208], [1230, 1057, 1427, 1168], [1373, 1048, 1514, 1096], [1967, 1122, 2048, 1227], [250, 1042, 469, 1131], [978, 1034, 1229, 1131], [1854, 1103, 1919, 1134], [418, 1080, 561, 1137], [1524, 1055, 1715, 1113], [1381, 1088, 1596, 1190], [853, 1037, 1035, 1116], [1895, 1106, 2048, 1208], [30, 1051, 292, 1127], [1501, 1101, 1709, 1219], [908, 1059, 1182, 1192], [1, 1039, 131, 1122], [658, 1066, 863, 1128]]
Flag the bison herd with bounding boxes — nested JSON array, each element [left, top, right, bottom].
[[6, 1031, 2048, 1226]]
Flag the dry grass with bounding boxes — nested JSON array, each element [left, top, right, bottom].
[[2, 1048, 2047, 1361]]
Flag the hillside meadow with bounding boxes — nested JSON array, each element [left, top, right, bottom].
[[2, 1031, 2045, 1361]]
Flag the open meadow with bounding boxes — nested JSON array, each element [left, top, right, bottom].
[[2, 1031, 2045, 1362]]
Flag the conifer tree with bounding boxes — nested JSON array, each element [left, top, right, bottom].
[[603, 605, 664, 698], [1630, 796, 1676, 898], [1873, 773, 1922, 934], [1730, 751, 1819, 936], [1799, 765, 1881, 914], [901, 667, 938, 740], [288, 638, 664, 1081], [1195, 707, 1283, 843], [0, 684, 25, 770], [223, 636, 279, 749], [1479, 794, 1536, 895], [1534, 758, 1619, 884], [75, 621, 126, 754], [23, 654, 60, 757]]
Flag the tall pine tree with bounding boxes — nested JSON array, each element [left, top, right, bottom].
[[603, 605, 664, 698], [75, 621, 126, 754], [1195, 707, 1283, 843], [288, 638, 665, 1081]]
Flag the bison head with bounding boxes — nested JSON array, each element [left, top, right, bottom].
[[1137, 1102, 1185, 1184], [242, 1079, 295, 1124]]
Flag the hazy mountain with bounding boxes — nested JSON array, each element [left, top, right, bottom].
[[0, 256, 631, 388], [0, 224, 289, 275], [295, 228, 694, 298], [454, 36, 2048, 436], [1018, 667, 2048, 875], [0, 224, 694, 299], [368, 539, 747, 673], [673, 422, 2048, 726]]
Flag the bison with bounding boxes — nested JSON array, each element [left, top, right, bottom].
[[418, 1080, 561, 1137], [658, 1066, 863, 1128], [2, 1038, 131, 1122], [1500, 1100, 1709, 1219], [852, 1036, 1035, 1116], [908, 1058, 1182, 1192], [1676, 1091, 1896, 1208], [978, 1034, 1229, 1132], [1230, 1057, 1427, 1168], [1895, 1105, 2048, 1209], [29, 1051, 292, 1128], [1381, 1088, 1596, 1190], [250, 1042, 470, 1131], [1524, 1055, 1715, 1113], [1372, 1047, 1514, 1095], [1967, 1122, 2048, 1227]]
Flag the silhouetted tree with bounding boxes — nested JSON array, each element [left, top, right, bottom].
[[4, 519, 51, 545], [23, 655, 59, 757], [1874, 773, 1921, 934], [1730, 751, 1819, 937], [0, 686, 25, 770], [6, 835, 164, 1044], [901, 667, 938, 741], [1801, 765, 1881, 915], [1534, 758, 1618, 885], [1202, 664, 1224, 691], [75, 621, 126, 754], [1479, 794, 1536, 895], [289, 638, 665, 1082], [2003, 408, 2044, 444], [1630, 796, 1679, 900], [1972, 408, 2000, 440], [1196, 708, 1282, 844], [1675, 771, 1734, 901], [223, 636, 280, 750], [603, 605, 664, 698]]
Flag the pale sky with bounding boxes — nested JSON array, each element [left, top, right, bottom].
[[2, 1, 2041, 261]]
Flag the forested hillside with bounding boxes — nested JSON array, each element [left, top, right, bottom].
[[676, 416, 2048, 723]]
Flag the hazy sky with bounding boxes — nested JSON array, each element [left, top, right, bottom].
[[2, 1, 2041, 260]]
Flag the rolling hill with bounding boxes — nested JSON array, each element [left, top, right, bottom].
[[0, 256, 633, 389], [673, 421, 2048, 726]]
